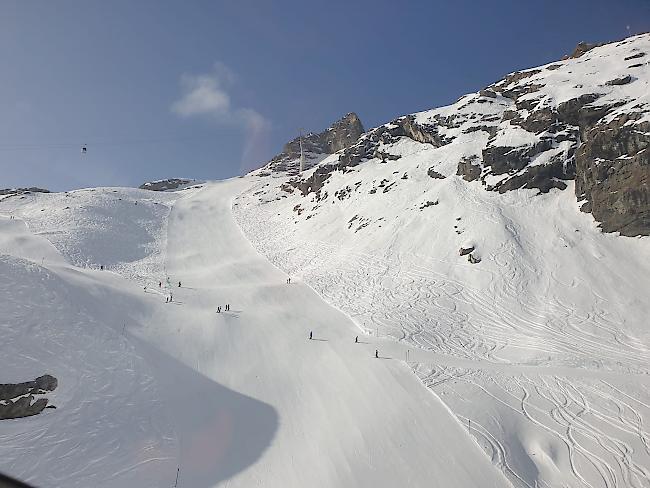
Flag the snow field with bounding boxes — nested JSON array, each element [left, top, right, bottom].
[[234, 150, 650, 487]]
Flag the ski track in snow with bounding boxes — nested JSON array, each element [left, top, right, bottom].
[[234, 176, 650, 488], [0, 255, 177, 488], [3, 176, 649, 487]]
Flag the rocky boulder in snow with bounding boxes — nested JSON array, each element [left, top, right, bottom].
[[0, 374, 57, 420]]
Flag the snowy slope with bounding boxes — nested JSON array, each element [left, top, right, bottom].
[[2, 32, 650, 488], [0, 214, 178, 487], [1, 181, 516, 488], [233, 34, 650, 488]]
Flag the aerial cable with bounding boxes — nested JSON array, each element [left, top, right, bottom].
[[0, 134, 216, 152]]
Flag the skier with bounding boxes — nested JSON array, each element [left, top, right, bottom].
[[100, 265, 104, 270], [287, 277, 291, 284], [144, 286, 147, 292], [309, 331, 313, 340], [355, 336, 358, 343], [375, 349, 379, 359], [226, 304, 230, 311], [217, 306, 221, 313], [178, 281, 181, 287], [159, 281, 162, 288], [166, 297, 169, 303], [169, 294, 173, 302]]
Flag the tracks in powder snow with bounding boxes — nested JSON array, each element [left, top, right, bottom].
[[233, 181, 650, 488]]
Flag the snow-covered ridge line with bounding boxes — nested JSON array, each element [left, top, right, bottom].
[[234, 32, 650, 488], [264, 33, 650, 236]]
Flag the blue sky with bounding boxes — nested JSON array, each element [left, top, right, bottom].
[[1, 0, 648, 191]]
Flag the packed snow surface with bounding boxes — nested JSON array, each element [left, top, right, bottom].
[[2, 34, 650, 488], [231, 35, 650, 486], [1, 182, 511, 487], [236, 167, 650, 486]]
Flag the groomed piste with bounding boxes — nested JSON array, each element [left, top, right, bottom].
[[0, 181, 510, 488]]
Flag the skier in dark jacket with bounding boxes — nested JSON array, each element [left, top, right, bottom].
[[375, 349, 379, 359], [309, 331, 313, 340]]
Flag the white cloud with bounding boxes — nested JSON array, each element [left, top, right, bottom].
[[171, 74, 231, 117], [171, 62, 271, 169]]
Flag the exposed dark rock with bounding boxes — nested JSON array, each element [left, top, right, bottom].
[[0, 187, 50, 196], [482, 139, 553, 175], [459, 246, 475, 256], [463, 125, 499, 137], [494, 158, 570, 194], [0, 374, 57, 420], [259, 113, 365, 174], [479, 89, 497, 98], [468, 253, 481, 264], [624, 52, 645, 61], [139, 179, 197, 191], [274, 34, 650, 235], [419, 200, 439, 210], [374, 150, 400, 162], [427, 168, 445, 179], [457, 157, 482, 182], [565, 41, 603, 59], [605, 75, 633, 86], [575, 116, 650, 236]]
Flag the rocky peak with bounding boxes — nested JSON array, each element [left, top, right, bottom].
[[564, 41, 603, 59], [282, 33, 650, 236], [254, 112, 365, 176]]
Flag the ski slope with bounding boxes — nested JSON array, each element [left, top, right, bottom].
[[0, 181, 512, 487], [235, 160, 650, 488]]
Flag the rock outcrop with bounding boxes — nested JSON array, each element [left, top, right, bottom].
[[0, 187, 50, 197], [255, 113, 365, 175], [282, 33, 650, 236], [139, 179, 200, 191], [0, 374, 58, 420]]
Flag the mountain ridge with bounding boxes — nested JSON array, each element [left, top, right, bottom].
[[255, 33, 650, 236]]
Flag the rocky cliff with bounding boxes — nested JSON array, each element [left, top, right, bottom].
[[278, 33, 650, 236], [255, 112, 364, 176]]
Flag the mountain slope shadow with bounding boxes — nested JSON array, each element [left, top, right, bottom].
[[129, 334, 278, 488]]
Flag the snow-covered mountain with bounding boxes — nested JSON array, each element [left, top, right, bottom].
[[2, 33, 650, 488], [251, 33, 650, 236], [234, 33, 650, 488]]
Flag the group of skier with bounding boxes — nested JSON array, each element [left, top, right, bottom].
[[216, 304, 230, 313], [308, 331, 379, 358]]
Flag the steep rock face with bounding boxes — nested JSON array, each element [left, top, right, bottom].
[[255, 113, 364, 176], [576, 116, 650, 235], [280, 33, 650, 235]]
